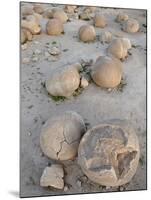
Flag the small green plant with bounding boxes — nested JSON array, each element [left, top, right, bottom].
[[139, 155, 145, 166], [52, 41, 57, 45], [50, 95, 66, 102], [132, 44, 141, 49]]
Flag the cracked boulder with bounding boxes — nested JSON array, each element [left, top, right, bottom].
[[40, 164, 64, 189], [40, 111, 86, 161], [91, 56, 123, 88], [46, 63, 80, 97], [78, 121, 140, 187]]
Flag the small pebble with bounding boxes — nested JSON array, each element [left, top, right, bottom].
[[22, 57, 30, 64], [77, 180, 82, 187], [64, 185, 68, 191], [32, 56, 39, 62], [48, 46, 61, 56], [119, 186, 124, 191], [80, 77, 89, 88], [27, 132, 32, 136], [21, 43, 27, 50], [107, 88, 112, 92], [33, 41, 40, 44], [34, 49, 41, 55]]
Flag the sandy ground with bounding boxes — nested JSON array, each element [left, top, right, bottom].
[[20, 3, 147, 197]]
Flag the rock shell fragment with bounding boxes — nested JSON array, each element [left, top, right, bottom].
[[78, 121, 140, 187], [40, 164, 64, 189], [40, 111, 86, 161]]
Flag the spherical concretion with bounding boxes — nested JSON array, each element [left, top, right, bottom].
[[84, 6, 96, 13], [78, 122, 140, 187], [43, 8, 53, 19], [46, 19, 64, 36], [107, 38, 131, 60], [100, 31, 112, 44], [79, 11, 92, 20], [94, 13, 107, 28], [53, 9, 68, 23], [21, 19, 41, 35], [46, 64, 80, 97], [21, 5, 34, 16], [79, 25, 96, 42], [21, 28, 32, 44], [64, 5, 77, 14], [33, 4, 44, 14], [116, 13, 129, 23], [26, 13, 42, 24], [122, 19, 139, 33], [91, 56, 123, 88], [40, 111, 86, 161]]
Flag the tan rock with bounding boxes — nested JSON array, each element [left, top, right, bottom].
[[40, 164, 64, 189], [21, 19, 41, 35], [100, 31, 112, 44], [91, 56, 123, 88], [116, 13, 129, 23], [43, 8, 53, 19], [40, 111, 86, 160], [80, 77, 89, 88], [78, 121, 140, 187], [94, 13, 107, 28], [21, 5, 34, 16], [33, 4, 44, 14], [64, 5, 77, 14], [53, 9, 68, 23], [107, 38, 131, 60], [21, 28, 32, 44], [122, 19, 139, 33], [46, 19, 64, 36], [46, 64, 80, 97], [79, 25, 96, 42]]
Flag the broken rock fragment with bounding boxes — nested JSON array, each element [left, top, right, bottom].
[[40, 164, 64, 189]]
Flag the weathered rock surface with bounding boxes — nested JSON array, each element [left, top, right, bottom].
[[78, 120, 140, 187], [40, 111, 86, 160], [40, 164, 64, 189], [91, 56, 123, 88]]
